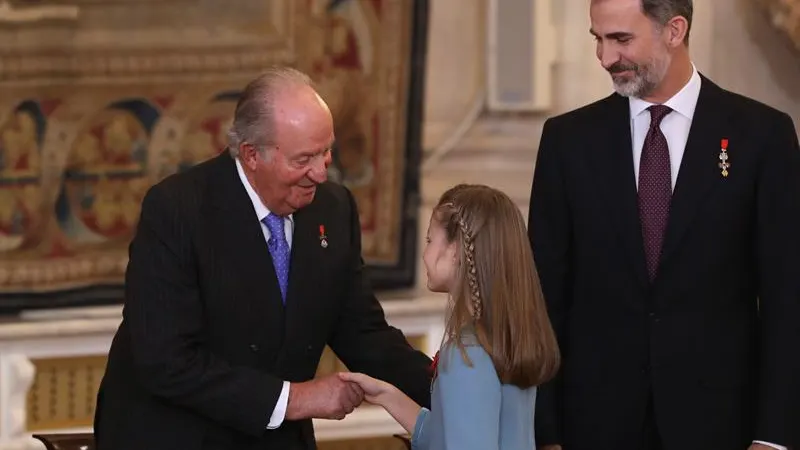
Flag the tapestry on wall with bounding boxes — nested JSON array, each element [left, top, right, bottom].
[[0, 0, 429, 312]]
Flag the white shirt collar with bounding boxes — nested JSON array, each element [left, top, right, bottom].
[[629, 64, 701, 120], [234, 156, 293, 224]]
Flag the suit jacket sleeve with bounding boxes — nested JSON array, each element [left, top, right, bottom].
[[755, 113, 800, 447], [528, 117, 572, 446], [124, 184, 283, 437], [328, 187, 433, 409]]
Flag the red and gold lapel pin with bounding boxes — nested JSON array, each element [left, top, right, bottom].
[[319, 224, 328, 248], [718, 138, 730, 177]]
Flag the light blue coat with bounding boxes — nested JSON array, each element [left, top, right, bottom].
[[411, 337, 537, 450]]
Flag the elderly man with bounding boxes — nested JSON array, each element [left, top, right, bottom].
[[528, 0, 800, 449], [94, 67, 432, 450]]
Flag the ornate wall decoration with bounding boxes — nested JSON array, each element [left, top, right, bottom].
[[0, 0, 430, 311], [757, 0, 800, 51]]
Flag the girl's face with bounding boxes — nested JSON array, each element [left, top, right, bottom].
[[423, 216, 459, 293]]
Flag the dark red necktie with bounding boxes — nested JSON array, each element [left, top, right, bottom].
[[638, 105, 673, 281]]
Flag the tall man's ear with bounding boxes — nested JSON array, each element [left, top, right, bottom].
[[666, 16, 689, 47]]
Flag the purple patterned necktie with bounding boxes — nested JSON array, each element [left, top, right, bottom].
[[262, 213, 290, 303], [638, 104, 673, 281]]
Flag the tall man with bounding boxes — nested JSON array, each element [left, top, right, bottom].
[[528, 1, 800, 449], [94, 67, 432, 450]]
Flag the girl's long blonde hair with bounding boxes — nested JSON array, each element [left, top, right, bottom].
[[435, 184, 560, 388]]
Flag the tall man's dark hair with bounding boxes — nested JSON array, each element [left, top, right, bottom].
[[641, 0, 693, 43]]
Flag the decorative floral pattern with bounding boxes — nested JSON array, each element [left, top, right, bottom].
[[757, 0, 800, 51]]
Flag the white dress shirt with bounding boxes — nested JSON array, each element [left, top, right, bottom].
[[628, 65, 785, 450], [235, 157, 293, 429], [629, 65, 700, 191]]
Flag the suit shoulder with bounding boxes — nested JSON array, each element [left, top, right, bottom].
[[314, 181, 356, 210], [719, 88, 792, 123], [141, 157, 217, 214]]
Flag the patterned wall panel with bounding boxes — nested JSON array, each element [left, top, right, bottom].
[[757, 0, 800, 50], [26, 355, 106, 430], [0, 0, 430, 313]]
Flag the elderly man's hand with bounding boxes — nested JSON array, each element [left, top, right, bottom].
[[286, 373, 365, 420]]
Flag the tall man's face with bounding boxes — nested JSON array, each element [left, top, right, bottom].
[[590, 0, 673, 98]]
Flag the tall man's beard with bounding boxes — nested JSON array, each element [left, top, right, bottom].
[[608, 52, 671, 98]]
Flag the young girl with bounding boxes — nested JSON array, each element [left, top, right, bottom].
[[340, 184, 561, 450]]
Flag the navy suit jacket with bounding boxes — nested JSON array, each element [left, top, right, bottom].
[[529, 76, 800, 450]]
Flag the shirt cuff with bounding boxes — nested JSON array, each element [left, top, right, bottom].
[[753, 440, 787, 450], [266, 381, 290, 429]]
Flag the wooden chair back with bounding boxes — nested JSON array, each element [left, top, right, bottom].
[[32, 433, 95, 450]]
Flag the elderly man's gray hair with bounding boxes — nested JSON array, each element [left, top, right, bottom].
[[227, 66, 314, 158]]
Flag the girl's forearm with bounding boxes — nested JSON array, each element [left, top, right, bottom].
[[378, 388, 422, 434]]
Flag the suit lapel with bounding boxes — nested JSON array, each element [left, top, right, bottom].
[[274, 197, 330, 371], [284, 203, 320, 319], [658, 77, 733, 268], [207, 153, 286, 333], [589, 94, 651, 288]]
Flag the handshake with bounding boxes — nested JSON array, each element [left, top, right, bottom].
[[285, 372, 394, 421]]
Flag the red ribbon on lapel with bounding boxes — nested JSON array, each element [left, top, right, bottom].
[[430, 350, 440, 377]]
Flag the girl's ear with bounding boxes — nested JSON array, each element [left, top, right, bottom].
[[448, 241, 460, 263]]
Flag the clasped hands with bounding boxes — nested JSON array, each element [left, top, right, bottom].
[[285, 372, 392, 421]]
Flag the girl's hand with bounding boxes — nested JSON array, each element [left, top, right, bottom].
[[338, 372, 398, 405], [340, 372, 421, 434]]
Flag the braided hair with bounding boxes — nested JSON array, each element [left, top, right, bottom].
[[431, 184, 561, 388]]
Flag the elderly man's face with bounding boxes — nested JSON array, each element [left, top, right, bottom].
[[241, 87, 334, 216]]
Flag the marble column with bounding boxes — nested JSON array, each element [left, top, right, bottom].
[[423, 0, 486, 151]]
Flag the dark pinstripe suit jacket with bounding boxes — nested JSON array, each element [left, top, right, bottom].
[[94, 152, 432, 450]]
